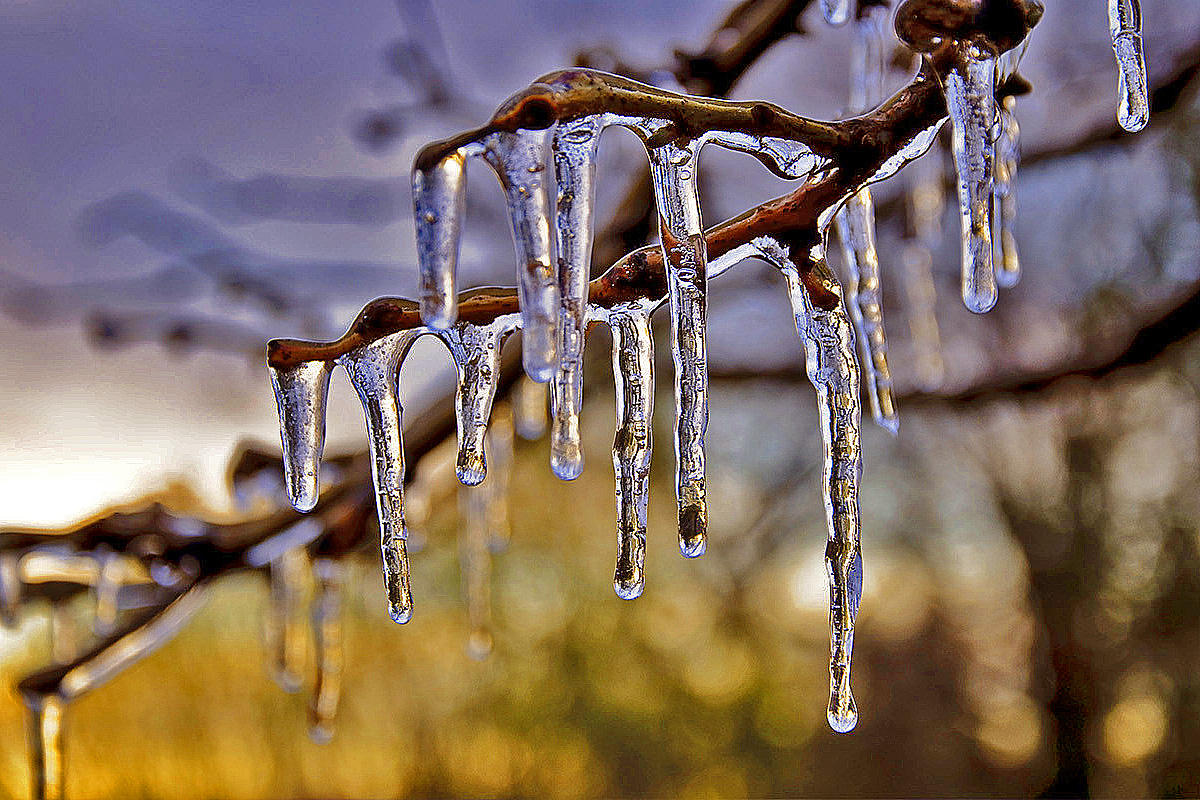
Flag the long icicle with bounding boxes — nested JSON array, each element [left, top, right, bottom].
[[550, 116, 605, 480], [269, 360, 333, 513], [412, 151, 467, 328], [993, 94, 1021, 288], [945, 41, 999, 313], [607, 302, 654, 599], [340, 331, 419, 624], [903, 147, 946, 390], [835, 5, 897, 433], [309, 557, 344, 743], [775, 249, 863, 734], [1109, 0, 1149, 133], [480, 131, 560, 382], [647, 139, 709, 558]]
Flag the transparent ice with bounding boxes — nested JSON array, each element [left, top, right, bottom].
[[1109, 0, 1149, 132], [945, 42, 999, 313]]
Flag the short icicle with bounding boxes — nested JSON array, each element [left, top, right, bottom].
[[480, 130, 560, 382], [550, 116, 606, 480], [269, 360, 333, 513], [646, 139, 709, 558], [834, 5, 897, 433], [309, 557, 344, 743], [945, 41, 999, 313], [26, 693, 65, 800], [607, 302, 655, 599], [903, 148, 946, 390], [268, 547, 309, 693], [513, 374, 548, 440], [993, 94, 1021, 288], [1109, 0, 1149, 133], [776, 250, 864, 734], [339, 331, 420, 624], [438, 317, 516, 486], [485, 405, 515, 552], [412, 151, 467, 328]]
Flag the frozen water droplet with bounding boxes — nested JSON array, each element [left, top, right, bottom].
[[413, 151, 467, 328], [945, 42, 999, 313], [606, 302, 655, 600], [1109, 0, 1149, 132], [270, 360, 333, 513], [481, 131, 560, 381], [993, 95, 1021, 289], [645, 139, 709, 557], [339, 332, 419, 624], [309, 557, 344, 743], [551, 117, 605, 481]]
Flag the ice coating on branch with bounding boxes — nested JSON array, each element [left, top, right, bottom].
[[550, 116, 605, 480], [645, 139, 709, 558], [769, 248, 863, 734], [339, 332, 419, 624], [23, 585, 207, 798], [413, 151, 467, 328], [993, 95, 1021, 288], [268, 547, 309, 693], [1109, 0, 1148, 133], [269, 360, 333, 513], [437, 316, 518, 486], [945, 42, 999, 313], [821, 0, 852, 27], [835, 7, 896, 434], [480, 130, 560, 382], [606, 302, 655, 599], [309, 557, 344, 743]]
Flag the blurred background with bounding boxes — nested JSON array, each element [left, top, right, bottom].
[[0, 0, 1198, 797]]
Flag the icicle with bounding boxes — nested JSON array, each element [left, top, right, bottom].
[[26, 693, 65, 800], [513, 374, 548, 440], [646, 139, 709, 558], [412, 151, 467, 328], [457, 482, 494, 659], [1109, 0, 1149, 133], [268, 547, 309, 693], [821, 0, 852, 27], [437, 317, 517, 486], [485, 404, 515, 552], [480, 130, 560, 382], [835, 6, 896, 433], [269, 360, 333, 513], [550, 116, 605, 480], [769, 247, 863, 733], [339, 332, 420, 624], [606, 302, 655, 599], [993, 95, 1021, 288], [945, 42, 999, 313], [93, 554, 121, 636], [50, 603, 75, 665], [0, 551, 21, 628], [309, 557, 344, 743], [903, 150, 946, 390]]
